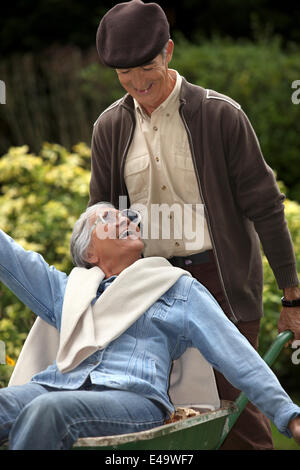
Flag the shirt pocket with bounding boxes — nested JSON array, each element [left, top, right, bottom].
[[124, 154, 149, 201], [172, 153, 199, 201]]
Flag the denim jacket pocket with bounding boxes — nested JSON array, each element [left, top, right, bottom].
[[151, 296, 175, 321], [126, 351, 157, 393]]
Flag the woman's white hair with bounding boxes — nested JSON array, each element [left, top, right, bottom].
[[70, 202, 114, 268]]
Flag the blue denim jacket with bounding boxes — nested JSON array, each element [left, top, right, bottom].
[[0, 229, 299, 437]]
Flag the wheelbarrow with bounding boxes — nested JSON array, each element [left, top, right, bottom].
[[73, 330, 294, 450]]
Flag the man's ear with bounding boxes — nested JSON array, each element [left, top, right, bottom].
[[166, 39, 174, 65]]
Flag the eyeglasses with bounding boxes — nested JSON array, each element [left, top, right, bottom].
[[89, 208, 141, 235]]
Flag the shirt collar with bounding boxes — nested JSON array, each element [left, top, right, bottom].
[[96, 275, 117, 298]]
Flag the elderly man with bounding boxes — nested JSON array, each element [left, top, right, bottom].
[[0, 202, 300, 450], [88, 0, 300, 449]]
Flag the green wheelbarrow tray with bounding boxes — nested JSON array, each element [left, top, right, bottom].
[[73, 330, 294, 450], [74, 400, 237, 450]]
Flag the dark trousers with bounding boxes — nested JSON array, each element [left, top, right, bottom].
[[183, 251, 274, 450]]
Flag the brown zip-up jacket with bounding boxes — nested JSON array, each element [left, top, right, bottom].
[[89, 77, 299, 322]]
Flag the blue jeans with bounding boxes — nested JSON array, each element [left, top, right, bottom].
[[0, 382, 167, 450]]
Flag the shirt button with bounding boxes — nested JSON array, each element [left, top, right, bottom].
[[155, 157, 159, 162], [166, 113, 170, 117], [153, 126, 158, 131], [161, 185, 167, 190]]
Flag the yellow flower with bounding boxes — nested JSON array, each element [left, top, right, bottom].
[[5, 355, 15, 366]]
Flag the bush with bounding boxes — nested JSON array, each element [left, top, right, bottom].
[[0, 143, 90, 386], [259, 183, 300, 390], [0, 46, 122, 156], [1, 38, 300, 201], [171, 35, 300, 202]]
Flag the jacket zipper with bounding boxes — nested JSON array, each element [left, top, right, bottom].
[[179, 104, 238, 324], [120, 106, 136, 196]]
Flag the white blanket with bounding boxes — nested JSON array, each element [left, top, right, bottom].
[[57, 257, 190, 373], [8, 257, 220, 410]]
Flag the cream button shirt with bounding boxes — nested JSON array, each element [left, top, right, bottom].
[[124, 71, 212, 258]]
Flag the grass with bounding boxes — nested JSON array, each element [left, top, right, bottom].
[[271, 422, 299, 450]]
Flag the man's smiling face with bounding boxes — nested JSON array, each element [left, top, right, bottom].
[[116, 40, 174, 115]]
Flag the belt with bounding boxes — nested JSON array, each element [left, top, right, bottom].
[[168, 250, 212, 268]]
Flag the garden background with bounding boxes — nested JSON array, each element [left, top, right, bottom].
[[0, 0, 300, 449]]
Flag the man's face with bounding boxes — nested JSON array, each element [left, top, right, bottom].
[[87, 207, 144, 270], [116, 40, 174, 113]]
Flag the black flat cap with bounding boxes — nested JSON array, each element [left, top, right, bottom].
[[96, 0, 170, 68]]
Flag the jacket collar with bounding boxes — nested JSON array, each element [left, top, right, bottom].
[[120, 75, 206, 115]]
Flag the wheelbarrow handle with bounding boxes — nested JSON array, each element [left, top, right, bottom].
[[262, 330, 294, 367], [216, 330, 294, 449]]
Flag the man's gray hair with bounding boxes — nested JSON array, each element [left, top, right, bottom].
[[70, 202, 114, 268]]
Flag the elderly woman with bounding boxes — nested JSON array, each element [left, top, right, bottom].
[[0, 202, 300, 450]]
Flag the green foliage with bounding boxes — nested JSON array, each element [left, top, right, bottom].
[[0, 47, 123, 155], [1, 37, 300, 202], [0, 143, 90, 386], [259, 183, 300, 390], [1, 1, 299, 57], [171, 35, 300, 202]]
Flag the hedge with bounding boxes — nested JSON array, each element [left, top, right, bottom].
[[0, 36, 300, 200]]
